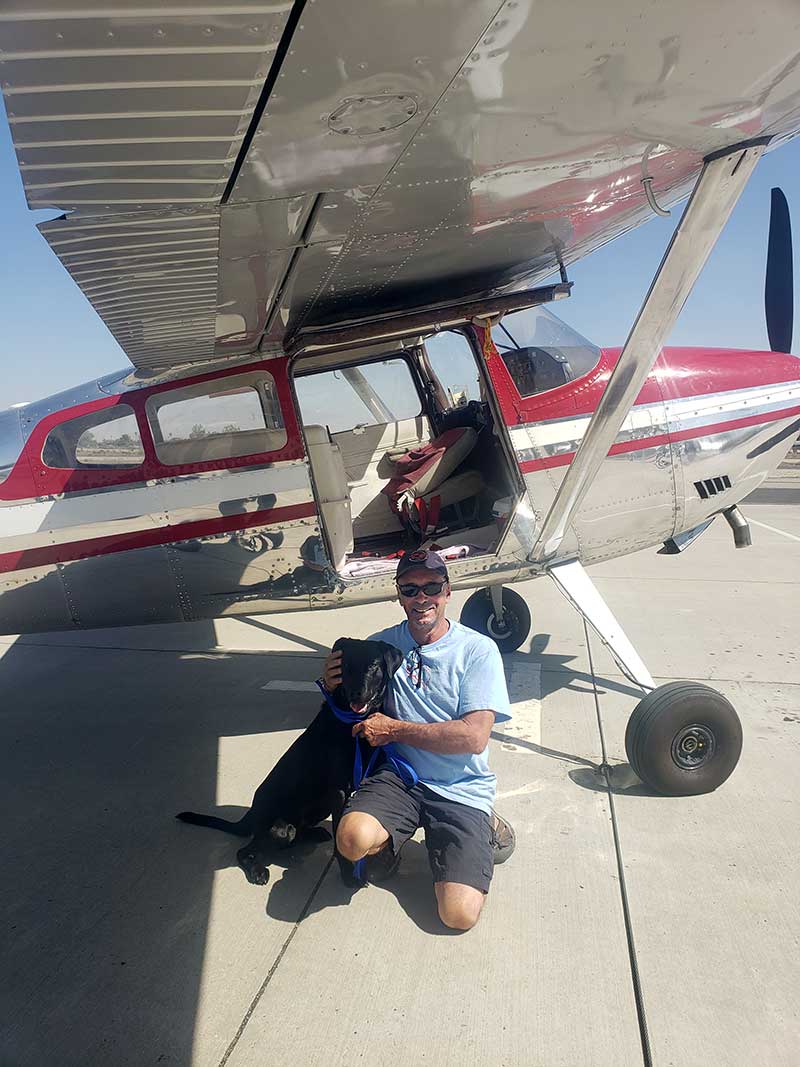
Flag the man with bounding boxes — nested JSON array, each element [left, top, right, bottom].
[[323, 549, 513, 932]]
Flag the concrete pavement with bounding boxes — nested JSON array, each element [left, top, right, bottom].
[[1, 498, 797, 1066]]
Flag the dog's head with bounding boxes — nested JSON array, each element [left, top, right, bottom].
[[331, 638, 404, 715]]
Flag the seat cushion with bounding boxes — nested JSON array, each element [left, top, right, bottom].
[[384, 427, 477, 500], [420, 469, 482, 508]]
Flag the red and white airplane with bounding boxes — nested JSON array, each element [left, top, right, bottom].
[[1, 0, 799, 796]]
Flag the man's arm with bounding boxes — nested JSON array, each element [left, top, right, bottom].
[[352, 710, 494, 755]]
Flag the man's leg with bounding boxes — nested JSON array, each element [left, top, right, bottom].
[[336, 766, 422, 881], [435, 881, 485, 931], [336, 811, 390, 862], [421, 789, 494, 932]]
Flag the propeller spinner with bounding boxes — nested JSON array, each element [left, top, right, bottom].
[[765, 187, 794, 353]]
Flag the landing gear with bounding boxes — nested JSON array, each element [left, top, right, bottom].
[[460, 586, 531, 653], [625, 682, 743, 796], [545, 559, 743, 795]]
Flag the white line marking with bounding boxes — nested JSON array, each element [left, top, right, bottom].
[[260, 680, 319, 692], [498, 661, 542, 749], [496, 781, 545, 801], [749, 518, 800, 543]]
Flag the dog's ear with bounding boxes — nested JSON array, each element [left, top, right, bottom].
[[332, 637, 348, 655], [381, 643, 404, 678]]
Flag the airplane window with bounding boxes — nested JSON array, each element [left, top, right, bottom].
[[0, 407, 24, 483], [490, 305, 601, 398], [42, 405, 145, 469], [294, 357, 421, 434], [147, 373, 287, 466], [423, 332, 482, 408]]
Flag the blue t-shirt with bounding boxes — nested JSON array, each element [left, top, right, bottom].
[[368, 619, 512, 815]]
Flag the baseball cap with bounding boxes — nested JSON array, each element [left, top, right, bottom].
[[395, 549, 449, 582]]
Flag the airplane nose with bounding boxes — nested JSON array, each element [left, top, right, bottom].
[[658, 346, 800, 399]]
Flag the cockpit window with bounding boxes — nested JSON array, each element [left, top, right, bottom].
[[491, 306, 601, 398], [0, 408, 24, 483], [42, 405, 145, 469]]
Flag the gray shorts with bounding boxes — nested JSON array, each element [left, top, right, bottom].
[[342, 765, 494, 893]]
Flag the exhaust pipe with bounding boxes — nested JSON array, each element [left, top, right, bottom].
[[722, 505, 752, 548]]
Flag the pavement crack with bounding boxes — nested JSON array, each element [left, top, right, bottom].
[[218, 855, 335, 1067]]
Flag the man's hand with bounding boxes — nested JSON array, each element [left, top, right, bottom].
[[323, 649, 342, 692], [352, 713, 397, 747]]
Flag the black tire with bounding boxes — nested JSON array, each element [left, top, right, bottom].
[[625, 682, 743, 796], [460, 587, 531, 653]]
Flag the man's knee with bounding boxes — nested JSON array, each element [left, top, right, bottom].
[[336, 812, 386, 861], [435, 883, 484, 931]]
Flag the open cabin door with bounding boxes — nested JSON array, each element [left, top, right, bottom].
[[288, 291, 567, 576]]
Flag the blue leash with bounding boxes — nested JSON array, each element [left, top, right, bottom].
[[315, 680, 419, 883]]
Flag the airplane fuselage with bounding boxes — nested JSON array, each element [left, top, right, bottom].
[[0, 324, 797, 637]]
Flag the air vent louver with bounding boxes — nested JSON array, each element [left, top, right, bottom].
[[694, 475, 731, 499]]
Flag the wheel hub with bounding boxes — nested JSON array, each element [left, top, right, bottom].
[[486, 612, 512, 639], [671, 723, 716, 769]]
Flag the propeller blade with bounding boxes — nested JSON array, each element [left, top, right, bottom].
[[765, 187, 793, 353]]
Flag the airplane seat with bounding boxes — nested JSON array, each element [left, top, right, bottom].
[[333, 417, 433, 539], [382, 426, 481, 522], [418, 468, 483, 509], [303, 425, 354, 570], [385, 425, 478, 496]]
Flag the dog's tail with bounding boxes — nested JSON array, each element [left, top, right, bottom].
[[175, 811, 252, 837]]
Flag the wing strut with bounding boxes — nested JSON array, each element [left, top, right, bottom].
[[530, 138, 770, 562]]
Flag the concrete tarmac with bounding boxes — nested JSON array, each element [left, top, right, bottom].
[[1, 499, 798, 1066]]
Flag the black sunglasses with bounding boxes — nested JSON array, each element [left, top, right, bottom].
[[397, 580, 447, 598]]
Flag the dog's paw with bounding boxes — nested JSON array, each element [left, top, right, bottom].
[[268, 818, 297, 847], [237, 850, 270, 886]]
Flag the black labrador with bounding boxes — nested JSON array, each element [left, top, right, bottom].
[[176, 638, 403, 885]]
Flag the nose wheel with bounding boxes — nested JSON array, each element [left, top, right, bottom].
[[460, 586, 531, 653], [625, 682, 743, 796]]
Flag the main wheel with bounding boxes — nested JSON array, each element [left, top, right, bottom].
[[625, 682, 743, 796], [460, 587, 531, 653]]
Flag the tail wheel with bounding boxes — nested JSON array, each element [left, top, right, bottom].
[[625, 682, 743, 796], [460, 587, 531, 653]]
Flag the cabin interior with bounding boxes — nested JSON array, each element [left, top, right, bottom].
[[292, 328, 520, 577]]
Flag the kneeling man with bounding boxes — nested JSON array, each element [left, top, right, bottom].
[[324, 549, 512, 931]]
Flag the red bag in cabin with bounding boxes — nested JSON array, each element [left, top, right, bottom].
[[382, 428, 470, 521]]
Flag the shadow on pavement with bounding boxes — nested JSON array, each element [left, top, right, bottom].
[[0, 630, 328, 1066], [568, 763, 663, 797], [1, 618, 658, 1063], [269, 837, 460, 936]]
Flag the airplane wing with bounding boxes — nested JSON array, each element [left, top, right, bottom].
[[3, 0, 800, 371]]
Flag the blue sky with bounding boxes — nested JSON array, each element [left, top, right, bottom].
[[1, 95, 798, 411]]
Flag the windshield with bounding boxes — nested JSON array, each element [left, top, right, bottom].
[[0, 408, 24, 484], [491, 306, 601, 398]]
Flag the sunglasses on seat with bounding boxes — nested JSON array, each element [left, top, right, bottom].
[[397, 580, 447, 598]]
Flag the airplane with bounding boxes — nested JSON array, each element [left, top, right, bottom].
[[1, 0, 799, 801]]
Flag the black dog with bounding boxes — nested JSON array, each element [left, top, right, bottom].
[[176, 638, 403, 885]]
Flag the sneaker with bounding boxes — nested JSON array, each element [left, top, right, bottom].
[[363, 845, 402, 884], [490, 810, 516, 865]]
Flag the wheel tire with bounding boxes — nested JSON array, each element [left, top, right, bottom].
[[625, 682, 743, 796], [460, 587, 531, 653]]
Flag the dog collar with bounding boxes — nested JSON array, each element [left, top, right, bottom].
[[315, 679, 366, 724]]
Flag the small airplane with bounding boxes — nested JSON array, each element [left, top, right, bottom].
[[1, 1, 799, 799]]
